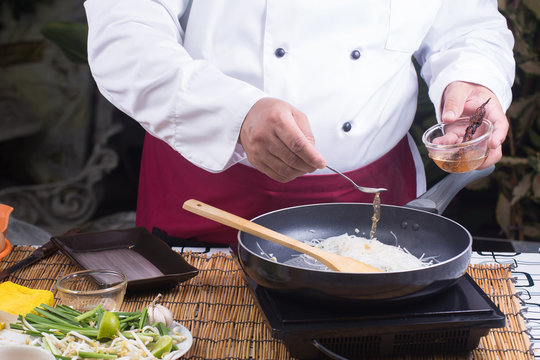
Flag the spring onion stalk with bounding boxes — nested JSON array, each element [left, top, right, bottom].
[[78, 351, 118, 359], [138, 307, 148, 329], [122, 332, 154, 343], [114, 310, 142, 317], [33, 307, 82, 327], [157, 322, 169, 336], [75, 304, 103, 323], [118, 313, 141, 324], [57, 304, 83, 316], [119, 322, 129, 332], [39, 304, 84, 325], [53, 355, 72, 360]]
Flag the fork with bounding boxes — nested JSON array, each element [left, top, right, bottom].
[[326, 165, 387, 194]]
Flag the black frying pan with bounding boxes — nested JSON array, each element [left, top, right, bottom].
[[237, 167, 493, 301]]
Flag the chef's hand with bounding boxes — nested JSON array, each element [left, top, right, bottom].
[[240, 97, 326, 182], [441, 81, 509, 169]]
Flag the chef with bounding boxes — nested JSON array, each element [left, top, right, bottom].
[[84, 1, 515, 246]]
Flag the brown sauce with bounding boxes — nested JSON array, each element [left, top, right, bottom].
[[369, 192, 381, 239]]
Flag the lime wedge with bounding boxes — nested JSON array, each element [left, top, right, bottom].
[[151, 335, 173, 358], [97, 311, 120, 340]]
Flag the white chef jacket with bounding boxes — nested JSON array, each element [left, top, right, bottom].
[[84, 0, 514, 195]]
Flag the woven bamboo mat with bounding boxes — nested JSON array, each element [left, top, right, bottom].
[[0, 247, 534, 360]]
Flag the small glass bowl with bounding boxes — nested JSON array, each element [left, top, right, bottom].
[[56, 269, 128, 312], [422, 118, 493, 173]]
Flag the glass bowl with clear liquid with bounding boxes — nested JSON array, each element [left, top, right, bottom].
[[422, 118, 493, 173]]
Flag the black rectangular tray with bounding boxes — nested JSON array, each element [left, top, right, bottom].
[[51, 227, 199, 292]]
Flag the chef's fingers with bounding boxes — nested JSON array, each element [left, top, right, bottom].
[[240, 98, 325, 182], [275, 108, 326, 170], [485, 107, 509, 155], [458, 83, 509, 152], [478, 143, 503, 170], [260, 111, 323, 181], [480, 108, 507, 169], [442, 81, 509, 155], [442, 81, 496, 120], [254, 152, 306, 183], [267, 135, 317, 174], [432, 132, 461, 145], [441, 82, 469, 122], [245, 128, 311, 183]]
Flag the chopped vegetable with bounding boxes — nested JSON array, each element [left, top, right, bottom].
[[10, 302, 186, 359]]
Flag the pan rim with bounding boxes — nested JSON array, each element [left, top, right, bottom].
[[237, 202, 472, 275]]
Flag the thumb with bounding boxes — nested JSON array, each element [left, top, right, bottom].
[[441, 82, 469, 122]]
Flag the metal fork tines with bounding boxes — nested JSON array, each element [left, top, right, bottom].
[[326, 165, 387, 194]]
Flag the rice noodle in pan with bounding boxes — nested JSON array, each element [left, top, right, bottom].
[[295, 233, 435, 272]]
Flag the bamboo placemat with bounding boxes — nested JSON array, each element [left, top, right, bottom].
[[0, 247, 534, 360]]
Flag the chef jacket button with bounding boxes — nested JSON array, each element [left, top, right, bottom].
[[342, 122, 352, 132], [350, 49, 361, 60], [274, 48, 286, 58]]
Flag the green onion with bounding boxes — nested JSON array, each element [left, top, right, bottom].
[[78, 351, 118, 359], [118, 313, 141, 325], [33, 307, 82, 327], [57, 304, 83, 316], [114, 311, 141, 316], [138, 307, 148, 329], [123, 332, 154, 343], [75, 304, 104, 323], [53, 355, 72, 360], [157, 322, 169, 336]]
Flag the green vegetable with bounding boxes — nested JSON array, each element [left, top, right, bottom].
[[75, 304, 103, 323], [156, 321, 169, 336], [10, 303, 184, 359], [53, 355, 72, 360], [138, 307, 148, 329], [78, 351, 117, 359]]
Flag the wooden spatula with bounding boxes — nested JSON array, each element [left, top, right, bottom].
[[182, 199, 382, 273]]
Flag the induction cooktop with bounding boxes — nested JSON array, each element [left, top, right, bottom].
[[246, 274, 505, 359]]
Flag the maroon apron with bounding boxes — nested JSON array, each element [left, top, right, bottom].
[[136, 134, 417, 245]]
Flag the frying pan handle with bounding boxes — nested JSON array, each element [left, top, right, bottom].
[[312, 339, 350, 360], [405, 165, 494, 214]]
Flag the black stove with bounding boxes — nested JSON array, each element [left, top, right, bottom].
[[246, 274, 506, 359]]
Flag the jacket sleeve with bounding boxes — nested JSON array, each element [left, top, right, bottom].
[[84, 0, 266, 172], [415, 0, 515, 118]]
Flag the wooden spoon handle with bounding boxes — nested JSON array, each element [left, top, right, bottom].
[[183, 199, 318, 254], [182, 199, 381, 273]]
